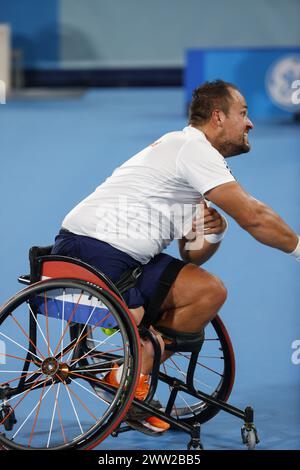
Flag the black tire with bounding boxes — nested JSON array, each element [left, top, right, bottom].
[[0, 278, 141, 450]]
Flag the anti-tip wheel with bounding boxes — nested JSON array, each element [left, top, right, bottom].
[[187, 441, 204, 450], [241, 426, 259, 450]]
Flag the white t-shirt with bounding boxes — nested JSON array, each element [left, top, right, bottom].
[[62, 126, 235, 263]]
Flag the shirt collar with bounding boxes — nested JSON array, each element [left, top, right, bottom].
[[183, 125, 206, 140]]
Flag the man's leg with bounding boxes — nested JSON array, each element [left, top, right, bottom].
[[155, 264, 227, 360], [130, 263, 227, 370], [108, 306, 168, 432], [129, 306, 165, 375], [114, 263, 225, 434]]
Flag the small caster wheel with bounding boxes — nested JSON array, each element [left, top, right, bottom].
[[0, 405, 17, 431], [187, 440, 204, 450], [241, 425, 259, 450]]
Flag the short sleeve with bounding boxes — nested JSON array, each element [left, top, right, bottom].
[[176, 138, 235, 195]]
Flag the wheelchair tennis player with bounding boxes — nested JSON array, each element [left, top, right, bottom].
[[51, 80, 300, 434]]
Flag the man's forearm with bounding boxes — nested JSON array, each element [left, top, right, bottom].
[[240, 202, 298, 253], [179, 237, 221, 265], [205, 182, 298, 254]]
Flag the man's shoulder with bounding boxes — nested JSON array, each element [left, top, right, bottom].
[[157, 127, 208, 152], [178, 128, 222, 161]]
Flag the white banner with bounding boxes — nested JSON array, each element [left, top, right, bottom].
[[0, 24, 11, 98]]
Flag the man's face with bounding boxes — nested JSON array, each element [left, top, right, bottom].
[[218, 88, 254, 158]]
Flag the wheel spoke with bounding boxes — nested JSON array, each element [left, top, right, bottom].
[[69, 376, 111, 405], [70, 330, 120, 368], [199, 355, 224, 359], [56, 394, 67, 444], [0, 352, 40, 364], [12, 380, 54, 440], [171, 355, 223, 379], [0, 331, 42, 362], [0, 370, 38, 373], [194, 361, 224, 377], [60, 290, 65, 360], [162, 362, 179, 418], [53, 291, 83, 357], [164, 360, 213, 391], [10, 314, 45, 360], [0, 369, 41, 387], [28, 302, 54, 356], [65, 384, 84, 434], [61, 312, 115, 362], [72, 367, 115, 373], [0, 375, 48, 427], [28, 380, 47, 447], [69, 371, 109, 387], [177, 391, 197, 415], [43, 292, 51, 357], [47, 380, 60, 447], [72, 347, 123, 363], [178, 352, 223, 360], [65, 305, 98, 363], [1, 377, 51, 407], [55, 374, 98, 421]]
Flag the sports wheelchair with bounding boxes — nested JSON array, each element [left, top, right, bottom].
[[0, 246, 259, 450]]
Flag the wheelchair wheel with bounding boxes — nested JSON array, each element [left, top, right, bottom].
[[157, 315, 235, 425], [0, 278, 141, 450]]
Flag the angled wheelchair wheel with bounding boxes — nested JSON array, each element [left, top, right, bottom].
[[157, 315, 235, 425], [0, 278, 141, 450]]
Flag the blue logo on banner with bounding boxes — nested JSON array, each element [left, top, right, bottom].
[[266, 55, 300, 112]]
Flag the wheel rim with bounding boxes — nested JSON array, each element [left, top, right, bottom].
[[0, 279, 140, 450]]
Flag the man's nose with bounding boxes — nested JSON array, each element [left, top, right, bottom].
[[247, 117, 254, 129]]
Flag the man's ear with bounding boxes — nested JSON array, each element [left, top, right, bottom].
[[211, 109, 226, 127]]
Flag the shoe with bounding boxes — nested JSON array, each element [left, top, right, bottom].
[[103, 364, 170, 433], [134, 374, 150, 400], [103, 364, 150, 399], [132, 376, 170, 432], [140, 416, 170, 432], [126, 399, 170, 434], [103, 363, 121, 388], [94, 364, 120, 403]]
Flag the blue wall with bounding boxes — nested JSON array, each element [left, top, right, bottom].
[[0, 0, 300, 69], [59, 0, 300, 69], [0, 0, 59, 68], [185, 48, 300, 120]]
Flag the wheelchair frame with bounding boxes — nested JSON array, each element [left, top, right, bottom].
[[0, 246, 259, 450]]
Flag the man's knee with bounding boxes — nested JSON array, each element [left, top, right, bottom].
[[206, 274, 227, 307], [160, 263, 227, 313], [191, 271, 227, 310]]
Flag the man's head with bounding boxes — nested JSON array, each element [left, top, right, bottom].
[[189, 80, 254, 157]]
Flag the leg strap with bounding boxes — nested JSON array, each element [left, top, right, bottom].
[[155, 325, 205, 353]]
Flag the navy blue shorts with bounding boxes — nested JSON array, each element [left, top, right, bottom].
[[51, 230, 186, 315]]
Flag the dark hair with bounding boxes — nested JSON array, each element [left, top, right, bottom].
[[188, 79, 239, 125]]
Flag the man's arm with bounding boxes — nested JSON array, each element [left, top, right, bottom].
[[178, 204, 227, 265], [178, 237, 221, 265], [205, 181, 298, 253]]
